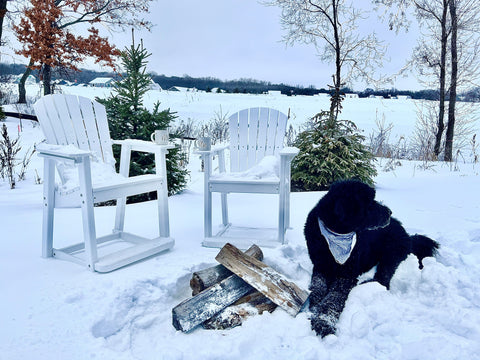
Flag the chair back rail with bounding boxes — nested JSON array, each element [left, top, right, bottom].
[[228, 107, 288, 172]]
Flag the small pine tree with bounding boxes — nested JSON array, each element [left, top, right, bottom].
[[99, 35, 188, 198], [291, 111, 377, 191]]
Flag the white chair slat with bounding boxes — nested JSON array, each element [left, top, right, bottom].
[[256, 107, 270, 160], [77, 96, 104, 158], [63, 95, 90, 151], [42, 95, 69, 145], [34, 97, 58, 145], [51, 95, 80, 147], [265, 109, 280, 156], [238, 109, 249, 171], [229, 111, 240, 172], [247, 108, 260, 169], [275, 111, 288, 153], [92, 100, 115, 165]]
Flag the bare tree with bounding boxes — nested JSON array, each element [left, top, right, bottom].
[[265, 0, 386, 122], [376, 0, 480, 161]]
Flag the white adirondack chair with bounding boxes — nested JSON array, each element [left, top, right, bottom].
[[198, 107, 299, 249], [33, 94, 174, 272]]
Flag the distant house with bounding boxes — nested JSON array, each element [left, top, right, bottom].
[[89, 77, 115, 87], [267, 90, 282, 96], [211, 87, 225, 93], [167, 86, 197, 92], [397, 95, 412, 100], [345, 93, 359, 99], [149, 80, 162, 91]]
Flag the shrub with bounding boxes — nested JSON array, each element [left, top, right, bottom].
[[291, 111, 377, 191]]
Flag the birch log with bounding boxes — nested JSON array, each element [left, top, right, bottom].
[[173, 273, 255, 332], [215, 243, 309, 316], [190, 245, 263, 295]]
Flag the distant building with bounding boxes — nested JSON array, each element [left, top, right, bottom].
[[345, 93, 359, 99], [397, 95, 412, 100], [167, 86, 197, 92], [267, 90, 282, 96], [149, 80, 162, 91], [89, 77, 115, 87]]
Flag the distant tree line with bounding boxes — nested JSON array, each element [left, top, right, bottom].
[[1, 62, 478, 101]]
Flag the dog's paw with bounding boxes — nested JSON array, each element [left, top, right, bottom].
[[311, 314, 336, 337]]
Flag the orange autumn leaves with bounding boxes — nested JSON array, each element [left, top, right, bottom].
[[13, 0, 122, 72]]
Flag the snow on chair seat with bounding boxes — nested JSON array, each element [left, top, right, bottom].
[[34, 94, 175, 272]]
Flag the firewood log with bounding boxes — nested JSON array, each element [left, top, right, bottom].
[[190, 245, 263, 295], [215, 243, 309, 316]]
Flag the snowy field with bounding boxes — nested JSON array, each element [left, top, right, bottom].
[[1, 87, 480, 359]]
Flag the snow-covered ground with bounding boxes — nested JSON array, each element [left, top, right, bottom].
[[1, 88, 480, 359]]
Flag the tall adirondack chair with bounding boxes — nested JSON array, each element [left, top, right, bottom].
[[198, 107, 299, 249], [34, 94, 174, 272]]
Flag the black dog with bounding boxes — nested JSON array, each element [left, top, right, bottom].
[[304, 180, 439, 337]]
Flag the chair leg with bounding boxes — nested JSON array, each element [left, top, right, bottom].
[[114, 143, 130, 234], [204, 154, 213, 238], [78, 158, 98, 271], [42, 158, 55, 258], [278, 186, 286, 245], [114, 196, 127, 233], [157, 183, 170, 238], [221, 193, 229, 227]]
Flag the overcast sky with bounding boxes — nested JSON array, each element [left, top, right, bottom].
[[4, 0, 423, 91]]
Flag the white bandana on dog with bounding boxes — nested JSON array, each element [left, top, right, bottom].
[[318, 218, 357, 265]]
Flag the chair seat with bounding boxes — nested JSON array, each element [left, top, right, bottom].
[[209, 154, 280, 183]]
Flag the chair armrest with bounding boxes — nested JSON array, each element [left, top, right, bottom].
[[193, 144, 229, 157], [36, 143, 91, 163], [112, 139, 175, 153], [279, 146, 300, 158]]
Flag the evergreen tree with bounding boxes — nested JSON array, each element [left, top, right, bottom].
[[291, 110, 377, 191], [99, 37, 188, 198]]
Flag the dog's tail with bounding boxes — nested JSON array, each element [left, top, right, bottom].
[[411, 234, 440, 268]]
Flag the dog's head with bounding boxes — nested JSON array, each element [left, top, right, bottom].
[[314, 180, 392, 234]]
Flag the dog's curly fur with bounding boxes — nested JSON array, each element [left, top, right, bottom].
[[304, 180, 439, 337]]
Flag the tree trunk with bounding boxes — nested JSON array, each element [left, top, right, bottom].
[[43, 63, 52, 95], [445, 0, 458, 162], [0, 0, 7, 46], [329, 0, 342, 125], [18, 59, 34, 104], [433, 1, 449, 158]]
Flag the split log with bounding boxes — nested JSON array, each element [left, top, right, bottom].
[[172, 271, 255, 332], [190, 245, 263, 295], [203, 291, 277, 330], [215, 243, 309, 317]]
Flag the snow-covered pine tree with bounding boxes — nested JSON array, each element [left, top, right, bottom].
[[99, 35, 188, 198], [291, 110, 377, 191]]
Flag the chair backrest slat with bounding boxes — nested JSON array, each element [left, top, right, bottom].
[[247, 108, 260, 169], [228, 107, 288, 172], [63, 95, 90, 151]]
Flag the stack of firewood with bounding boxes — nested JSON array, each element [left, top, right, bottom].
[[172, 243, 309, 332]]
